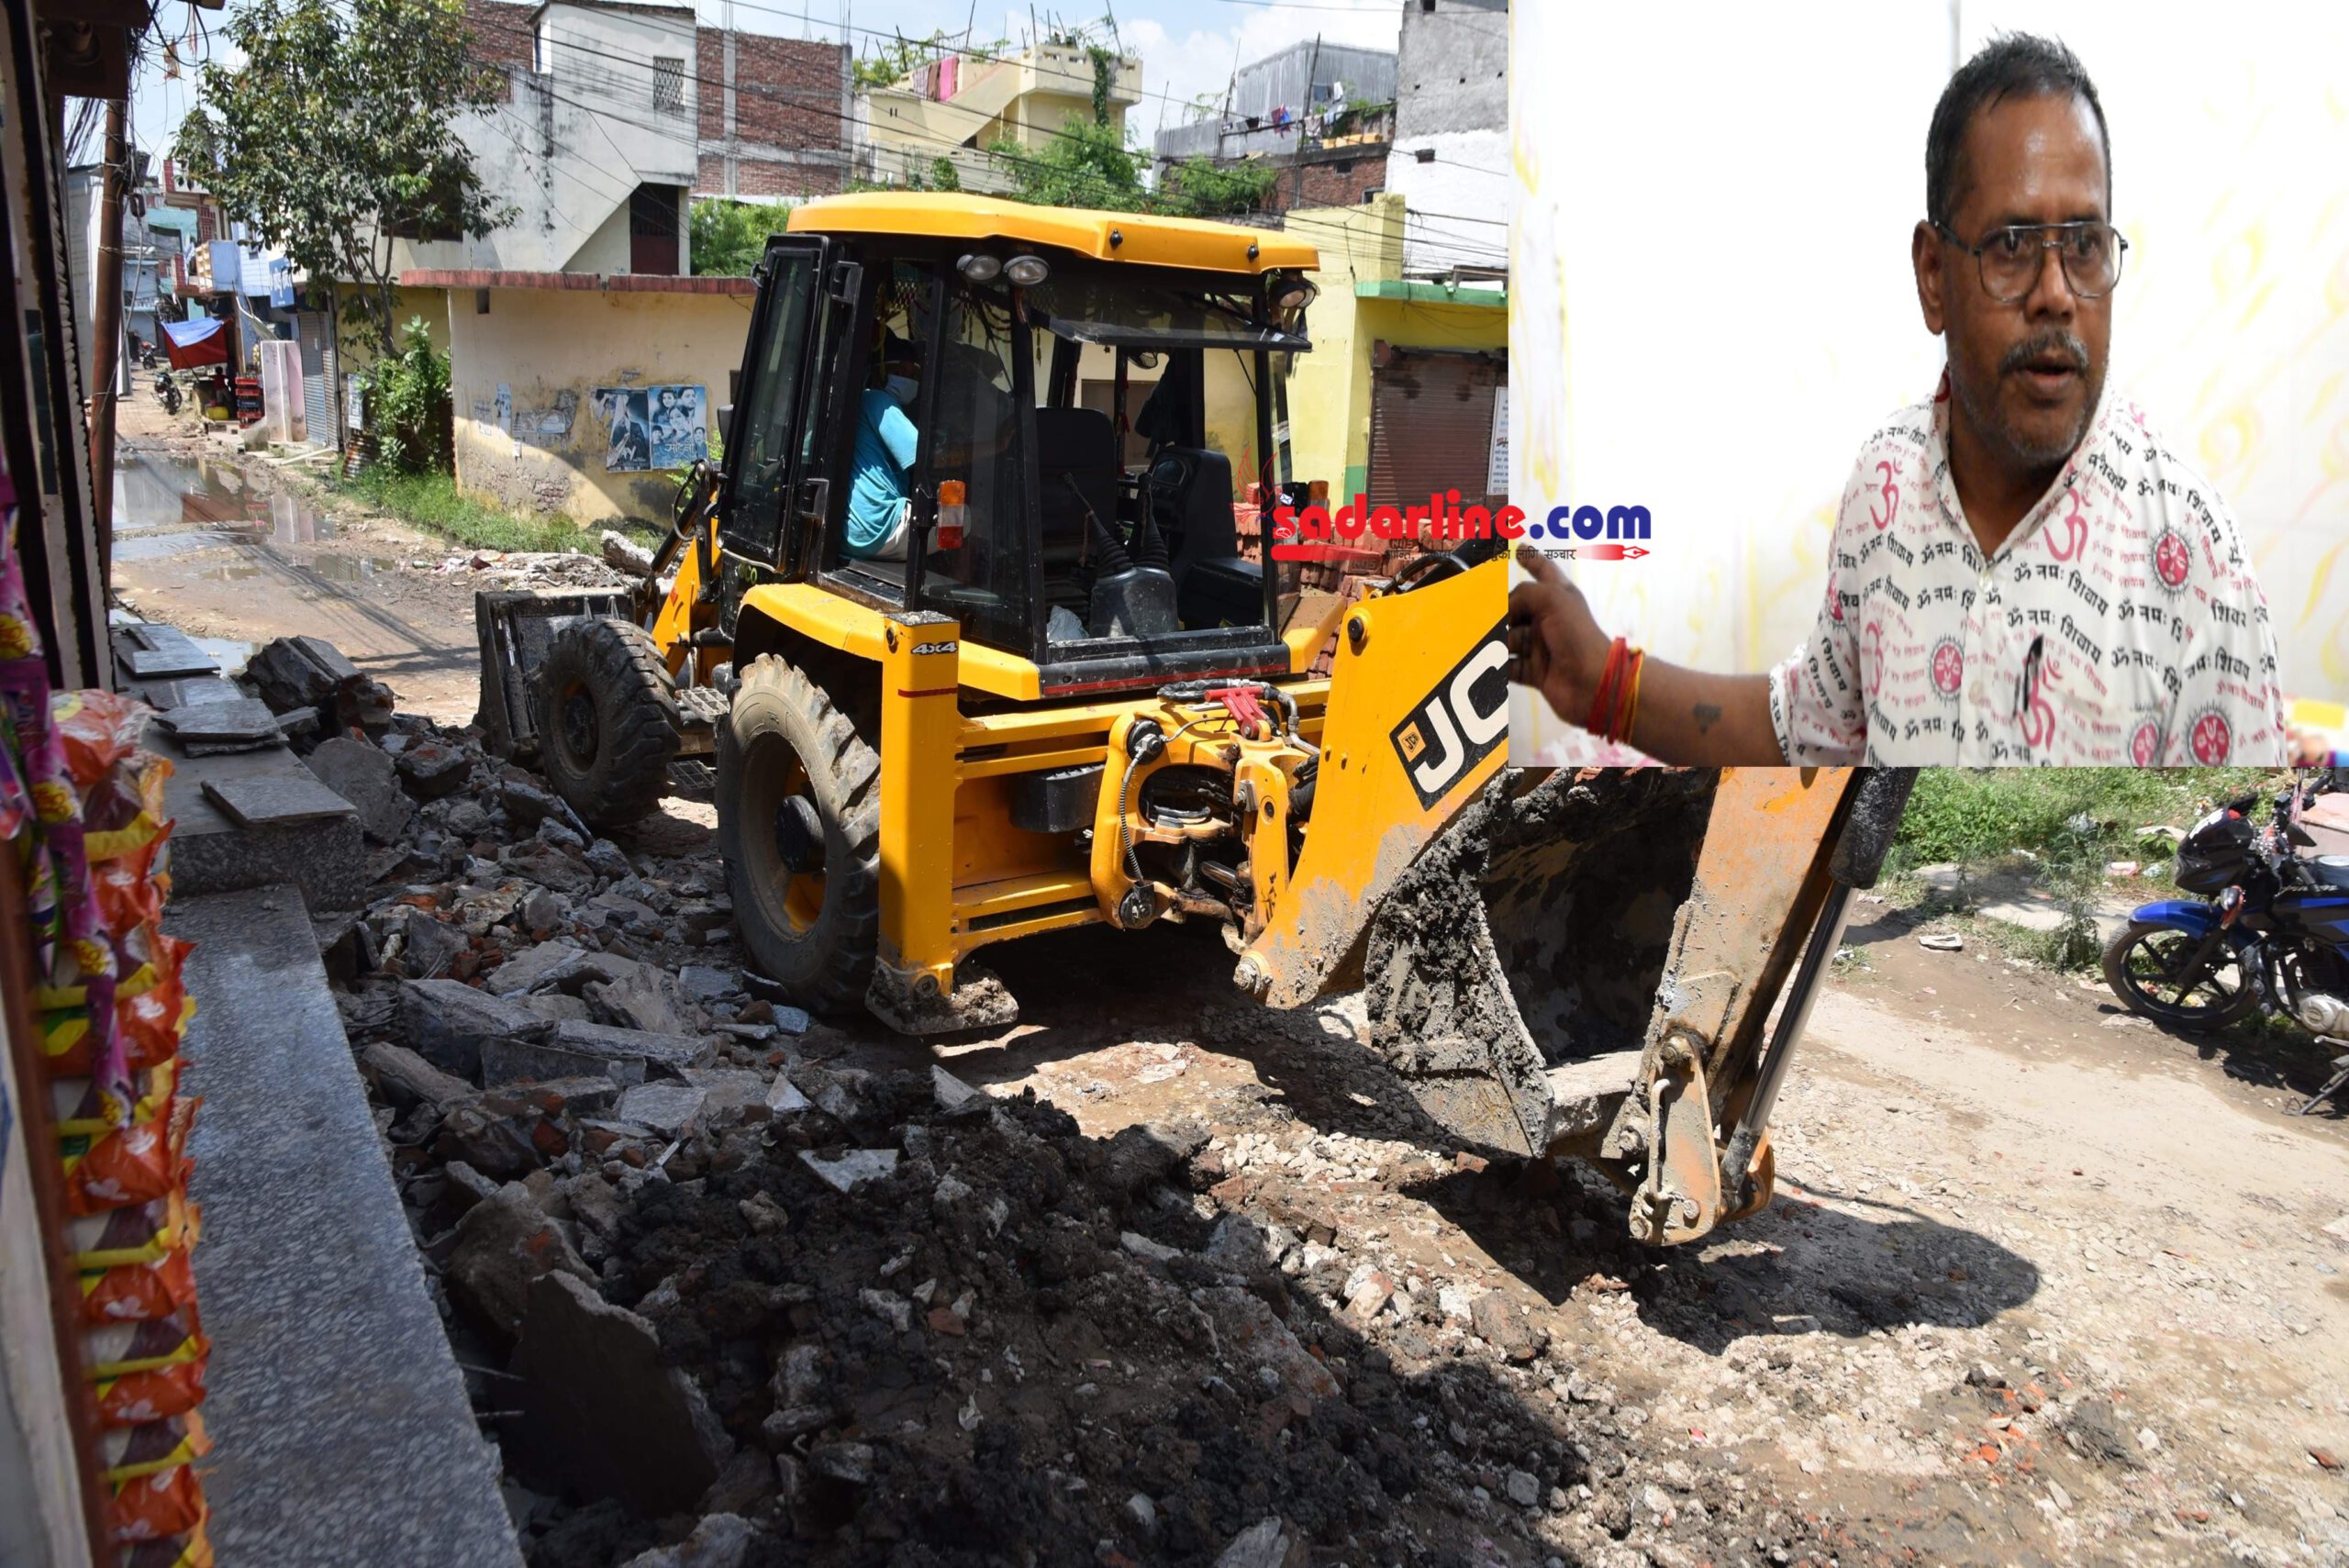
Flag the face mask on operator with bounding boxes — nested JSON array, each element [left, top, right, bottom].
[[885, 373, 919, 406]]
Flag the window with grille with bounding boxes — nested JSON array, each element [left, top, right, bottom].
[[652, 57, 685, 113]]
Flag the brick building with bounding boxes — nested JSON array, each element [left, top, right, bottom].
[[695, 26, 852, 200], [462, 1, 852, 208]]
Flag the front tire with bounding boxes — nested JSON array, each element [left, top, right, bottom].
[[717, 654, 881, 1016], [535, 617, 680, 830], [2101, 920, 2260, 1030]]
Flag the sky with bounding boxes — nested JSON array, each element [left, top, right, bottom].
[[124, 0, 1406, 175]]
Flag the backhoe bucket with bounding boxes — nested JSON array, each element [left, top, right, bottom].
[[1361, 766, 1869, 1240], [1362, 768, 1723, 1160], [474, 588, 633, 761]]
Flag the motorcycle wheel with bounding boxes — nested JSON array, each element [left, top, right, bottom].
[[2101, 921, 2261, 1029]]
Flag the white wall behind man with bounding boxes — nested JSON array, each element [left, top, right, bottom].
[[1509, 0, 2349, 760]]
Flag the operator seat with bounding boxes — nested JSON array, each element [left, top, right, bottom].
[[1035, 406, 1119, 620], [1147, 447, 1264, 628]]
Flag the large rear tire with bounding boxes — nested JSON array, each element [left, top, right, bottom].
[[2100, 920, 2261, 1030], [535, 617, 680, 830], [717, 654, 881, 1015]]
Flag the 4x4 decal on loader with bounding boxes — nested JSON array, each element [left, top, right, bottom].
[[1390, 620, 1510, 809]]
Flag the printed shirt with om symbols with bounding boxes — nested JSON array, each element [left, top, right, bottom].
[[1768, 377, 2286, 766]]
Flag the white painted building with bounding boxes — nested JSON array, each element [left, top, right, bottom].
[[392, 0, 699, 276], [63, 163, 159, 394], [1383, 0, 1508, 284]]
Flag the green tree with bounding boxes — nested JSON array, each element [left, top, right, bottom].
[[689, 197, 778, 277], [1163, 155, 1280, 217], [174, 0, 511, 361], [990, 117, 1149, 212]]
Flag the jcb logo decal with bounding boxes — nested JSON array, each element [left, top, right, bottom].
[[1390, 621, 1509, 809]]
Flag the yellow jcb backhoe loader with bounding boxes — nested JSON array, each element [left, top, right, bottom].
[[480, 195, 1915, 1246]]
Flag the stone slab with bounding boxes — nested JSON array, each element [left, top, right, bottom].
[[113, 621, 219, 678], [158, 696, 284, 746], [140, 674, 248, 710], [171, 885, 523, 1567], [202, 772, 360, 828]]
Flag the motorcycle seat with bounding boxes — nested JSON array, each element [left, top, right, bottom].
[[2309, 854, 2349, 890]]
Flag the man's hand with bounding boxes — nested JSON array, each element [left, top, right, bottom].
[[1507, 542, 1786, 763], [1507, 544, 1610, 724]]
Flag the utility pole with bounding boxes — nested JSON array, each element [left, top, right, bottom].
[[86, 95, 128, 585]]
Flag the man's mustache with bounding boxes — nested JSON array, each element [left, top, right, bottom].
[[1999, 330, 2090, 376]]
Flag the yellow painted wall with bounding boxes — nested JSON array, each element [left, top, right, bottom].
[[330, 283, 453, 373], [1282, 197, 1507, 498], [440, 285, 758, 526]]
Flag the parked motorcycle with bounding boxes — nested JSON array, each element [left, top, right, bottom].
[[153, 367, 182, 417], [2101, 776, 2349, 1061]]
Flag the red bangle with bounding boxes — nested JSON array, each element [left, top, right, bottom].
[[1614, 649, 1645, 744]]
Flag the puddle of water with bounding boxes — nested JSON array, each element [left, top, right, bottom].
[[113, 450, 335, 544], [297, 555, 402, 584], [204, 563, 263, 582], [190, 634, 254, 671]]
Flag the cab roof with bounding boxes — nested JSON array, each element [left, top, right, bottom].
[[785, 193, 1318, 277]]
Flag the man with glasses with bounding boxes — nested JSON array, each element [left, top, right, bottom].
[[1510, 33, 2286, 765]]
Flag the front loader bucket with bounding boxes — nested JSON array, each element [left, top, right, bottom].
[[473, 587, 634, 760], [1362, 769, 1720, 1159]]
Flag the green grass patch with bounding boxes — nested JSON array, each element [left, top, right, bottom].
[[330, 468, 659, 556], [1887, 767, 2281, 873]]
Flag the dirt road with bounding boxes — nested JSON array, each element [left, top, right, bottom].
[[110, 388, 609, 721], [787, 889, 2349, 1565]]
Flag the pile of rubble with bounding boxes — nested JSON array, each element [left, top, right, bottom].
[[427, 547, 635, 592], [293, 671, 1847, 1567]]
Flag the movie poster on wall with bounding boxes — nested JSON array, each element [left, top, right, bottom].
[[596, 384, 708, 472]]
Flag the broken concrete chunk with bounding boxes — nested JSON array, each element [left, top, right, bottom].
[[860, 1288, 911, 1333], [395, 740, 471, 800], [481, 1036, 647, 1089], [1469, 1291, 1549, 1362], [799, 1148, 898, 1194], [585, 972, 696, 1037], [807, 1442, 874, 1486], [1119, 1231, 1181, 1263], [551, 1018, 706, 1073], [618, 1514, 759, 1568], [395, 905, 466, 979], [498, 779, 563, 830], [931, 1065, 986, 1118], [584, 839, 633, 881], [1214, 1517, 1301, 1568], [306, 736, 414, 844], [244, 633, 357, 714], [678, 964, 741, 1005], [397, 978, 549, 1077], [617, 1083, 709, 1138], [765, 1076, 811, 1115], [443, 1181, 593, 1347], [508, 1270, 731, 1518], [1196, 1287, 1338, 1403], [360, 1040, 473, 1108], [484, 940, 614, 997]]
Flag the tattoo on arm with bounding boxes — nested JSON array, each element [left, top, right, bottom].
[[1693, 702, 1722, 734]]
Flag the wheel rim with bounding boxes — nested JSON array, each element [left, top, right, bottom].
[[2119, 929, 2245, 1020], [743, 732, 827, 937], [557, 681, 598, 771]]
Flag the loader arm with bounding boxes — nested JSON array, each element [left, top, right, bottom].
[[1234, 555, 1510, 1009], [1354, 762, 1914, 1247]]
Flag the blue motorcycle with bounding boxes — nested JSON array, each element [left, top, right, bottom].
[[2101, 777, 2349, 1073]]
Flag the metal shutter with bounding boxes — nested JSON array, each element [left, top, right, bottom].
[[1365, 350, 1506, 512], [295, 310, 334, 446]]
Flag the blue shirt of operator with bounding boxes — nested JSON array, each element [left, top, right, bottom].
[[845, 386, 918, 557]]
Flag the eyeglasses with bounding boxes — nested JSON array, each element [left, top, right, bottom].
[[1933, 220, 2128, 303]]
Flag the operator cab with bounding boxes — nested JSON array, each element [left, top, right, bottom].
[[714, 195, 1319, 695]]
